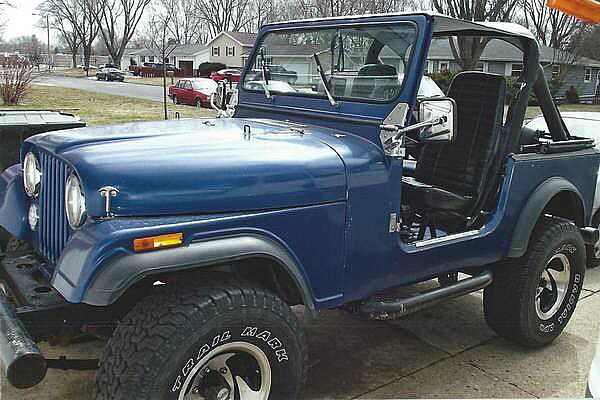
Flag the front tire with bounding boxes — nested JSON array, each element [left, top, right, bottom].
[[96, 279, 307, 400], [484, 216, 585, 347]]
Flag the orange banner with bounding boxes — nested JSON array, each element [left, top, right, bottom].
[[547, 0, 600, 23]]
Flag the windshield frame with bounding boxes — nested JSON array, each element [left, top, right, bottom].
[[240, 20, 419, 105]]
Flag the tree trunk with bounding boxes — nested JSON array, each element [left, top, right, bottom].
[[163, 61, 168, 120], [83, 46, 92, 77], [71, 52, 78, 69]]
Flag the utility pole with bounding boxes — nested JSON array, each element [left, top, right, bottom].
[[32, 13, 51, 71]]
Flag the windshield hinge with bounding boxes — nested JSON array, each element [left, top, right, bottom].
[[389, 213, 401, 233]]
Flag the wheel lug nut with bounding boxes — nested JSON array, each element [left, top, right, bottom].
[[219, 367, 228, 374]]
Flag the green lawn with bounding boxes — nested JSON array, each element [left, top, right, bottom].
[[525, 103, 600, 119], [3, 84, 214, 126]]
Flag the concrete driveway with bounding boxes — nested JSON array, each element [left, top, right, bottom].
[[3, 267, 600, 399], [35, 75, 165, 102]]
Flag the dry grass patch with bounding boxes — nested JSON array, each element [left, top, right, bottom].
[[4, 84, 214, 126]]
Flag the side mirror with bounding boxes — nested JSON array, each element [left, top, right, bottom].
[[419, 97, 456, 143]]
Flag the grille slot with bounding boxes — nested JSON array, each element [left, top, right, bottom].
[[35, 151, 71, 264]]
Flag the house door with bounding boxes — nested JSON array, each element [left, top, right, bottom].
[[179, 61, 194, 77]]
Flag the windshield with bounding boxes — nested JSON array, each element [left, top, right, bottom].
[[242, 23, 418, 102]]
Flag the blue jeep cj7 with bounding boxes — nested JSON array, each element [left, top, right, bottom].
[[0, 12, 598, 400]]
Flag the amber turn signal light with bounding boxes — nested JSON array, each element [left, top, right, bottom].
[[133, 233, 183, 252], [547, 0, 600, 23]]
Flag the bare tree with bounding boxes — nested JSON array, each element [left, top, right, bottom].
[[521, 0, 584, 49], [159, 0, 205, 44], [0, 0, 13, 37], [39, 0, 100, 75], [52, 16, 81, 68], [431, 0, 517, 70], [146, 6, 177, 119], [194, 0, 254, 37], [89, 0, 152, 68]]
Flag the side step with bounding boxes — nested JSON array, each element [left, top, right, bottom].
[[359, 270, 493, 320]]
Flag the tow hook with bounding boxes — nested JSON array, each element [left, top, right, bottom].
[[580, 227, 599, 246]]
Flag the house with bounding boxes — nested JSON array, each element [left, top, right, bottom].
[[206, 32, 258, 68], [424, 38, 600, 98], [123, 44, 209, 76]]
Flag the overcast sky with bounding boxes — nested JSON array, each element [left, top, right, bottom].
[[4, 0, 46, 40]]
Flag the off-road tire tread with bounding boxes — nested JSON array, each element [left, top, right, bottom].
[[484, 216, 584, 348], [95, 277, 307, 400]]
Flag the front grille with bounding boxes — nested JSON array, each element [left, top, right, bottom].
[[34, 151, 71, 264]]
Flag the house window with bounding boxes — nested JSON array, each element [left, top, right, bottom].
[[439, 61, 449, 71], [424, 60, 429, 73], [584, 67, 592, 82], [140, 56, 145, 62], [212, 46, 220, 57], [475, 62, 486, 72], [164, 57, 169, 63], [226, 46, 235, 57], [511, 63, 523, 78], [149, 56, 155, 62]]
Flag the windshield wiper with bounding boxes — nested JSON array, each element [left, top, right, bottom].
[[259, 47, 271, 99], [312, 52, 337, 106]]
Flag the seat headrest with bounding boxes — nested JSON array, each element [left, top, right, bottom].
[[448, 72, 507, 98], [357, 64, 397, 77]]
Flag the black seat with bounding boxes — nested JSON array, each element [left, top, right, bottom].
[[403, 72, 507, 216], [351, 64, 399, 100]]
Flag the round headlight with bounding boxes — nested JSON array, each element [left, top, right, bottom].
[[23, 152, 41, 197], [28, 204, 39, 231], [65, 173, 86, 229]]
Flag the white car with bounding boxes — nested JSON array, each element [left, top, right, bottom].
[[525, 112, 600, 266], [589, 334, 600, 397]]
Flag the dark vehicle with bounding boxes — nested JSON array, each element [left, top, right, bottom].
[[168, 78, 218, 107], [245, 66, 297, 84], [268, 64, 298, 83], [97, 63, 118, 71], [0, 13, 598, 399], [154, 63, 181, 72], [96, 67, 124, 82]]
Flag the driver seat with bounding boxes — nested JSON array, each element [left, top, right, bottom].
[[402, 72, 507, 219]]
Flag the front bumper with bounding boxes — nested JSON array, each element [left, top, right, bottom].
[[0, 251, 67, 388]]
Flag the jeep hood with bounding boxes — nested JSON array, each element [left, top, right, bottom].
[[25, 118, 347, 217]]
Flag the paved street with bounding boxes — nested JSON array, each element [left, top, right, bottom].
[[35, 75, 165, 102], [3, 267, 600, 399]]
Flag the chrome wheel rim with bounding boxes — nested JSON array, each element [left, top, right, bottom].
[[178, 342, 271, 400], [535, 253, 571, 320]]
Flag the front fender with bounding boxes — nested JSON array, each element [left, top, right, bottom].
[[50, 202, 347, 311], [0, 165, 31, 241], [82, 234, 315, 311]]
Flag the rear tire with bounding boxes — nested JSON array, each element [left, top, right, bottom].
[[172, 95, 178, 104], [484, 216, 585, 347], [195, 98, 202, 108], [95, 278, 307, 400]]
